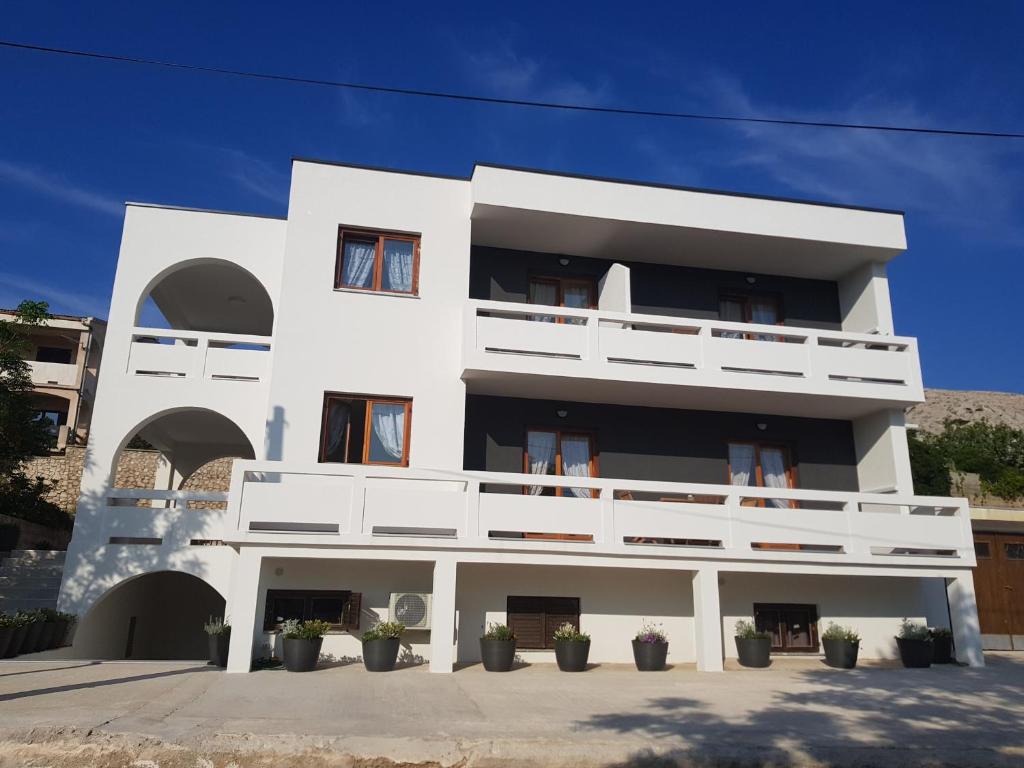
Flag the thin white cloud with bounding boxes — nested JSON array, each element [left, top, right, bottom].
[[0, 271, 109, 319], [216, 148, 290, 207], [0, 159, 123, 217], [461, 43, 611, 107]]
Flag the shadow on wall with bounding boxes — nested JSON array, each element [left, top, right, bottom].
[[581, 656, 1024, 767]]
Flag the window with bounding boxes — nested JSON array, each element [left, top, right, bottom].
[[35, 346, 74, 364], [754, 603, 819, 652], [524, 429, 597, 498], [975, 541, 991, 559], [319, 394, 411, 466], [719, 294, 782, 340], [1006, 543, 1024, 560], [263, 589, 362, 631], [507, 596, 580, 649], [32, 409, 67, 447], [528, 277, 597, 324], [728, 442, 795, 509], [335, 228, 420, 295]]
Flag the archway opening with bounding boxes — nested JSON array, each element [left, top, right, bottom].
[[137, 259, 274, 336], [73, 571, 224, 659]]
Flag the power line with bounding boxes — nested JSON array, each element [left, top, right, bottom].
[[3, 39, 1023, 140]]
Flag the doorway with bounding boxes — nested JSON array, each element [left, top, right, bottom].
[[973, 532, 1024, 650], [754, 603, 820, 652]]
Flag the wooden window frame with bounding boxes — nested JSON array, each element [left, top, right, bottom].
[[727, 441, 797, 507], [507, 595, 581, 650], [719, 292, 785, 340], [528, 276, 598, 322], [522, 427, 599, 497], [263, 589, 362, 631], [335, 227, 421, 295], [319, 393, 412, 467]]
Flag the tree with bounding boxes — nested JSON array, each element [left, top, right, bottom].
[[909, 419, 1024, 502], [0, 300, 72, 529]]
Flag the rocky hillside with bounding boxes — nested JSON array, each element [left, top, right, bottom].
[[907, 388, 1024, 434]]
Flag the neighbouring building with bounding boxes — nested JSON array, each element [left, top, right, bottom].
[[1, 309, 106, 451], [56, 160, 984, 670]]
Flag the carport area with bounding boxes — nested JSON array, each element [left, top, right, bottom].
[[2, 653, 1022, 767]]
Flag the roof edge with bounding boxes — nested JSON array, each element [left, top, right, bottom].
[[125, 201, 287, 221]]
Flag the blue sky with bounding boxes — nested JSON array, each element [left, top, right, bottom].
[[1, 2, 1022, 392]]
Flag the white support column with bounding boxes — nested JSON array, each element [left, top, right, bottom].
[[429, 558, 457, 673], [225, 547, 264, 673], [947, 572, 985, 667], [692, 567, 724, 672]]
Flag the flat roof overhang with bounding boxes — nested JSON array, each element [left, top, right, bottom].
[[470, 165, 907, 280]]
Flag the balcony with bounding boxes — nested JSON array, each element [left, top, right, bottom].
[[223, 462, 973, 569], [27, 360, 78, 387], [100, 489, 231, 547], [127, 328, 272, 383], [462, 300, 923, 418]]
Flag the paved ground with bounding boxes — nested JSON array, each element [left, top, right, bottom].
[[1, 654, 1023, 767]]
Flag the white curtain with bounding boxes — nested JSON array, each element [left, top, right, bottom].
[[342, 240, 376, 288], [728, 443, 757, 486], [562, 284, 590, 326], [761, 447, 792, 508], [561, 435, 593, 498], [382, 239, 414, 292], [526, 431, 557, 495], [324, 400, 351, 462], [370, 403, 405, 462], [751, 299, 779, 342], [719, 299, 745, 339], [528, 281, 558, 323]]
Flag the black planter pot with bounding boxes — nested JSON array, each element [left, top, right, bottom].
[[480, 638, 516, 672], [823, 639, 859, 669], [5, 624, 28, 657], [20, 621, 44, 654], [0, 626, 13, 658], [48, 619, 69, 650], [283, 636, 323, 672], [58, 619, 75, 648], [896, 637, 933, 668], [735, 637, 772, 668], [208, 632, 231, 667], [632, 640, 668, 671], [37, 621, 58, 652], [931, 635, 954, 664], [362, 637, 401, 672], [554, 640, 590, 672]]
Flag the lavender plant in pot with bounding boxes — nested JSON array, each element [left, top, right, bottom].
[[821, 622, 860, 669], [282, 619, 331, 672], [0, 613, 15, 658], [895, 619, 933, 668], [929, 627, 954, 664], [632, 621, 669, 671], [553, 622, 590, 672], [4, 613, 31, 657], [361, 620, 406, 672], [479, 622, 516, 672], [204, 616, 231, 667], [735, 620, 772, 668]]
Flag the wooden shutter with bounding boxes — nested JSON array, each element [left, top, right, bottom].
[[508, 596, 580, 650], [341, 592, 362, 630]]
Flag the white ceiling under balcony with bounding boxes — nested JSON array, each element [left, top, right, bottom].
[[148, 261, 274, 336], [470, 165, 907, 281]]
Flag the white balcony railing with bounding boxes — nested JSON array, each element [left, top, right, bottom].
[[27, 360, 78, 387], [126, 328, 271, 383], [99, 489, 231, 546], [463, 300, 924, 404], [225, 462, 973, 568]]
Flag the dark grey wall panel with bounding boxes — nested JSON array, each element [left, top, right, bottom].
[[464, 394, 859, 491]]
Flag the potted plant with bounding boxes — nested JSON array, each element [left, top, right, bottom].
[[53, 611, 76, 649], [553, 622, 591, 672], [895, 619, 933, 668], [735, 620, 772, 668], [361, 620, 406, 671], [36, 608, 60, 652], [930, 627, 954, 664], [479, 622, 516, 672], [18, 610, 44, 655], [821, 622, 860, 669], [204, 616, 231, 667], [4, 613, 31, 657], [0, 614, 15, 658], [632, 620, 669, 671], [281, 619, 331, 672]]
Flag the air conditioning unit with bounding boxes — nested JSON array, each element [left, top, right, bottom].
[[389, 592, 432, 630]]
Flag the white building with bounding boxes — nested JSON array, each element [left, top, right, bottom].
[[57, 159, 983, 671]]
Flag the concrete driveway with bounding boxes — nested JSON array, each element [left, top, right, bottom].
[[1, 654, 1023, 767]]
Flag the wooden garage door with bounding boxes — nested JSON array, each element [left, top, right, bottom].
[[973, 533, 1024, 647]]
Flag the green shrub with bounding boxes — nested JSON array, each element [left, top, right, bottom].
[[734, 620, 770, 641], [204, 616, 230, 636], [362, 620, 406, 641], [897, 618, 931, 641], [552, 622, 590, 643], [296, 620, 331, 640], [929, 627, 953, 639], [0, 613, 17, 628], [821, 622, 860, 644], [481, 622, 515, 641]]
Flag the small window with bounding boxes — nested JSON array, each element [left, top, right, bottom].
[[32, 409, 67, 447], [507, 596, 580, 649], [1006, 543, 1024, 560], [35, 346, 74, 364], [974, 541, 991, 559], [528, 277, 596, 324], [728, 442, 796, 508], [263, 589, 362, 631], [319, 394, 411, 466], [336, 228, 420, 295], [754, 603, 819, 652], [524, 429, 597, 498], [720, 294, 782, 340]]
